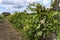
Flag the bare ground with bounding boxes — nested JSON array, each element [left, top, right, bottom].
[[0, 18, 23, 40]]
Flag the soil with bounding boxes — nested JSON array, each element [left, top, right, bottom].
[[0, 18, 23, 40]]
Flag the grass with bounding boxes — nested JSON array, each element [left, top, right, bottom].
[[57, 33, 60, 40]]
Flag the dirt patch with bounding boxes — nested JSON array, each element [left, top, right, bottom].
[[0, 18, 23, 40]]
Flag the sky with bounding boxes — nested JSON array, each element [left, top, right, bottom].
[[0, 0, 51, 14]]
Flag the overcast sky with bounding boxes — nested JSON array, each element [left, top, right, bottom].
[[0, 0, 51, 14]]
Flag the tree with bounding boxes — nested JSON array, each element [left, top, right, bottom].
[[52, 0, 60, 11], [27, 2, 60, 40], [7, 1, 60, 40], [2, 12, 11, 17]]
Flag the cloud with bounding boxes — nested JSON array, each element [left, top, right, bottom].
[[14, 5, 25, 8], [27, 0, 42, 3], [0, 0, 1, 3], [2, 1, 14, 5], [41, 0, 51, 8], [1, 0, 28, 5], [2, 0, 19, 5], [0, 0, 51, 14], [1, 0, 28, 8], [0, 0, 28, 13]]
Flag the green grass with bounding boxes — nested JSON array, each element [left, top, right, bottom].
[[57, 33, 60, 40]]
